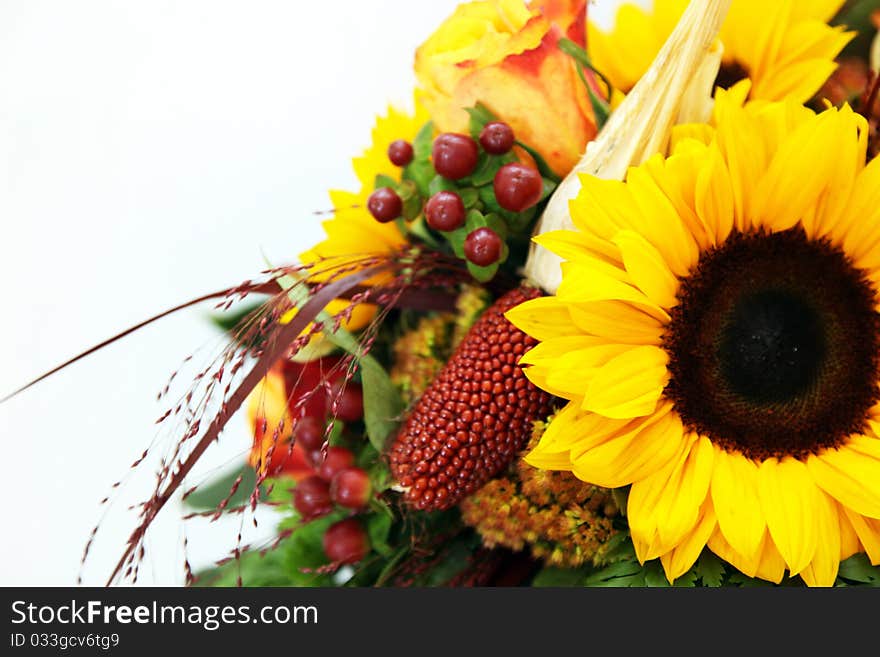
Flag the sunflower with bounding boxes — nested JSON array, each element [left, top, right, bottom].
[[299, 96, 429, 290], [288, 95, 429, 340], [506, 86, 880, 586], [588, 0, 853, 104]]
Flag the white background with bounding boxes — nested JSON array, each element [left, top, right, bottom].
[[0, 0, 632, 585]]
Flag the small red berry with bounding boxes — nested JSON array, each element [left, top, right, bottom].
[[387, 139, 414, 167], [479, 121, 515, 154], [464, 227, 503, 266], [323, 518, 370, 564], [330, 467, 373, 509], [367, 187, 402, 223], [328, 380, 364, 422], [432, 133, 479, 180], [493, 163, 543, 212], [317, 446, 355, 482], [293, 475, 333, 520], [425, 191, 466, 231], [293, 415, 325, 451]]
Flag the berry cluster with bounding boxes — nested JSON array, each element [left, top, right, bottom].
[[258, 357, 375, 566], [364, 105, 556, 282]]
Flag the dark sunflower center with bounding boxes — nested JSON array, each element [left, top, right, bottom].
[[663, 228, 880, 460], [714, 60, 749, 91], [719, 290, 826, 403]]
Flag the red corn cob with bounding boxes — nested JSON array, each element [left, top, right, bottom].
[[388, 286, 554, 511]]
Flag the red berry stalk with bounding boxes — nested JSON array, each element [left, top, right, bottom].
[[388, 286, 554, 511]]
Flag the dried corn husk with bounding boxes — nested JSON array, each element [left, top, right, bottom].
[[524, 0, 731, 294]]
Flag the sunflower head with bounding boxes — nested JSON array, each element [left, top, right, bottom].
[[588, 0, 854, 103], [507, 87, 880, 586]]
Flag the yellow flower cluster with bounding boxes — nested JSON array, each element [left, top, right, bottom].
[[460, 420, 618, 568]]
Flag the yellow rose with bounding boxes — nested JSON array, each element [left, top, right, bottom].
[[415, 0, 598, 177]]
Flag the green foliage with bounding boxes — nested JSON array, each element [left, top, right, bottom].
[[833, 0, 880, 58], [836, 553, 880, 586], [183, 463, 260, 511], [556, 37, 612, 131]]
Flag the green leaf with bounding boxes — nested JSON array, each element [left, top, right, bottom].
[[586, 84, 611, 131], [184, 463, 259, 511], [271, 269, 404, 452], [515, 140, 561, 183], [398, 181, 423, 221], [411, 120, 435, 158], [208, 300, 265, 334], [466, 259, 500, 283], [728, 572, 774, 587], [359, 355, 405, 451], [428, 174, 456, 196], [374, 173, 397, 190], [837, 553, 880, 586], [484, 213, 509, 239], [531, 567, 589, 587], [405, 161, 434, 198], [464, 208, 488, 232], [644, 562, 671, 587], [458, 187, 480, 209], [673, 570, 698, 587], [833, 0, 880, 58], [366, 513, 393, 557], [695, 551, 725, 587], [467, 153, 502, 187], [465, 103, 499, 140], [448, 227, 468, 259], [584, 559, 644, 586]]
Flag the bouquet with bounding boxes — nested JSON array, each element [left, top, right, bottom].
[[11, 0, 880, 588]]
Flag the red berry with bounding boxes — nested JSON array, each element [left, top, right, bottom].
[[464, 227, 503, 266], [432, 133, 479, 180], [330, 467, 373, 509], [425, 191, 466, 231], [493, 163, 543, 212], [293, 415, 325, 451], [479, 122, 515, 154], [293, 475, 333, 520], [317, 446, 355, 482], [328, 380, 364, 422], [387, 139, 414, 167], [367, 187, 402, 223], [323, 518, 370, 564]]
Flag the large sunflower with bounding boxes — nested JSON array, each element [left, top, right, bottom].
[[506, 86, 880, 586], [588, 0, 853, 104]]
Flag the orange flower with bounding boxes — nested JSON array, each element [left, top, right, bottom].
[[415, 0, 598, 177], [247, 357, 345, 479]]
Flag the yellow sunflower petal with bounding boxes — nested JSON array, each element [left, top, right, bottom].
[[797, 491, 840, 587], [532, 229, 621, 267], [842, 508, 880, 565], [757, 457, 820, 575], [807, 435, 880, 519], [568, 300, 665, 346], [529, 401, 631, 455], [838, 502, 863, 561], [571, 403, 685, 488], [710, 447, 767, 559], [504, 296, 583, 341], [556, 259, 670, 323], [612, 230, 680, 310], [694, 145, 735, 245], [629, 435, 714, 560], [660, 500, 717, 583], [582, 346, 669, 419], [752, 106, 840, 233]]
